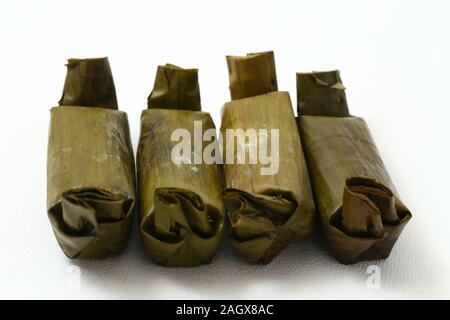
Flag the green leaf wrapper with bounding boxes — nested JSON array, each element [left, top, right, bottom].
[[297, 71, 412, 264], [47, 57, 136, 259], [297, 70, 348, 117], [59, 57, 118, 109], [221, 52, 315, 264], [226, 51, 278, 100], [138, 64, 225, 267], [147, 64, 201, 111]]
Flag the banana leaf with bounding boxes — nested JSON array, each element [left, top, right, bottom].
[[47, 57, 136, 259], [58, 58, 118, 109], [297, 70, 348, 117], [138, 64, 225, 267], [147, 64, 201, 111], [297, 70, 412, 264], [221, 51, 315, 264], [226, 51, 277, 100]]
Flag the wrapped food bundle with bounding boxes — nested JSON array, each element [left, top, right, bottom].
[[47, 58, 136, 259], [297, 70, 412, 264], [138, 64, 225, 267], [221, 52, 315, 264]]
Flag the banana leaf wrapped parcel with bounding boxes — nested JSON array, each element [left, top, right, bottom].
[[297, 70, 412, 264], [221, 52, 315, 264], [138, 64, 225, 267], [47, 58, 136, 259]]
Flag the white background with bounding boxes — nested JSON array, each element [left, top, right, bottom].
[[0, 0, 449, 299]]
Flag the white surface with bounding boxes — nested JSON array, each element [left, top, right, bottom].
[[0, 0, 449, 299]]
